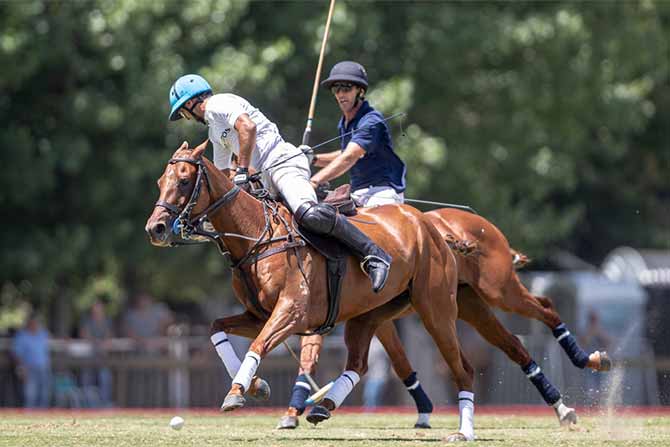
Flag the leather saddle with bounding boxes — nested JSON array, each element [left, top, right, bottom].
[[321, 183, 357, 216]]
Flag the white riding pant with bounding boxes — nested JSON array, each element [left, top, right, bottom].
[[262, 142, 317, 213], [351, 185, 404, 207]]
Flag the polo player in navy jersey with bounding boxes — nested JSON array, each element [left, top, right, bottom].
[[279, 62, 434, 430]]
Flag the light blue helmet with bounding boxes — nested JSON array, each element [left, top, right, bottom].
[[168, 74, 212, 121]]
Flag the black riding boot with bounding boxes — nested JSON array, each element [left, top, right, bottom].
[[330, 214, 392, 293], [295, 201, 392, 293]]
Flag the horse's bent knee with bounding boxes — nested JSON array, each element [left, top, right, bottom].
[[300, 359, 318, 374], [536, 295, 556, 310], [210, 319, 225, 336]]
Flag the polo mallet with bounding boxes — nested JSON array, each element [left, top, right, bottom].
[[301, 0, 337, 146], [284, 0, 337, 406], [282, 340, 334, 405]]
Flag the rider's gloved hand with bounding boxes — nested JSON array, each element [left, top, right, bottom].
[[298, 145, 315, 165], [233, 167, 250, 187]]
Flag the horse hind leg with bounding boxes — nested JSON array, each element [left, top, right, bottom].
[[533, 295, 611, 372], [375, 319, 434, 428], [500, 275, 611, 372], [457, 286, 576, 427]]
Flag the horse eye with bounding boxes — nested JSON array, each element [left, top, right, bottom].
[[178, 178, 190, 189]]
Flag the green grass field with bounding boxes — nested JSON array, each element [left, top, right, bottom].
[[0, 411, 669, 447]]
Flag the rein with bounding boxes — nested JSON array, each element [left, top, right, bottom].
[[155, 155, 308, 320]]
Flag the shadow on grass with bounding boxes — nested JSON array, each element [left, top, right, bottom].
[[270, 436, 502, 443]]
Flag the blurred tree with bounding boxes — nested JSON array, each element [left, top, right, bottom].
[[0, 1, 667, 333]]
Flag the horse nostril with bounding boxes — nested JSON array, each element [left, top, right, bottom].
[[154, 223, 166, 235]]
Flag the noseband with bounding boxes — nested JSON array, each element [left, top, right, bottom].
[[155, 156, 241, 239]]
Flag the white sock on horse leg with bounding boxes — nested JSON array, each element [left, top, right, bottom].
[[458, 391, 475, 440], [552, 398, 572, 419], [323, 370, 360, 408], [232, 351, 261, 392], [210, 331, 242, 378], [416, 413, 430, 426]]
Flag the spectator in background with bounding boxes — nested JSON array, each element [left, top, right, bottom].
[[79, 299, 114, 406], [12, 313, 51, 408], [6, 327, 25, 406], [362, 336, 391, 409], [122, 293, 174, 351]]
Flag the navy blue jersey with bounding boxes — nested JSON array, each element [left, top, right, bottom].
[[338, 101, 406, 193]]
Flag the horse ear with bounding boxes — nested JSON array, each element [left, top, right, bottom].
[[172, 141, 189, 157], [193, 139, 208, 158]]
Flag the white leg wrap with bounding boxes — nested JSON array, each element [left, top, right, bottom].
[[210, 331, 242, 378], [232, 351, 261, 392], [416, 413, 431, 426], [323, 370, 360, 408], [553, 398, 571, 420], [458, 391, 475, 441]]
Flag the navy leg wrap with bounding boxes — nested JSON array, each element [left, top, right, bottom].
[[288, 374, 311, 415], [552, 323, 589, 369], [403, 371, 433, 414], [522, 360, 561, 406]]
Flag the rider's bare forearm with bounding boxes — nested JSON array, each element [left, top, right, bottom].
[[311, 152, 358, 185], [313, 150, 340, 168], [235, 115, 256, 168]]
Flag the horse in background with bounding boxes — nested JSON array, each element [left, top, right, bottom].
[[278, 206, 610, 429]]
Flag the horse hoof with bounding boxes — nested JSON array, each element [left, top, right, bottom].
[[414, 422, 432, 429], [248, 376, 271, 401], [306, 405, 331, 425], [276, 415, 299, 429], [444, 432, 470, 442], [220, 393, 245, 412], [598, 351, 612, 372], [559, 408, 578, 427]]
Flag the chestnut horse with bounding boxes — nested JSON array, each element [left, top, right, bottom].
[[145, 142, 476, 441], [279, 208, 611, 429]]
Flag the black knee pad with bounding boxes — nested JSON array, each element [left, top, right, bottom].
[[295, 201, 337, 235]]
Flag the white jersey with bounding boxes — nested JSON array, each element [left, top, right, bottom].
[[205, 93, 284, 171]]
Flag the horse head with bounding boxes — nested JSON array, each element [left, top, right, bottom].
[[145, 139, 215, 247]]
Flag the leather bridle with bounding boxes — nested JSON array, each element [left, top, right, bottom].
[[155, 156, 241, 241]]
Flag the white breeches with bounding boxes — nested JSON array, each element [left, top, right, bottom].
[[351, 185, 404, 207], [262, 142, 317, 213]]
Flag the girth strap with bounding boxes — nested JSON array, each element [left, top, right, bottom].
[[236, 239, 306, 268]]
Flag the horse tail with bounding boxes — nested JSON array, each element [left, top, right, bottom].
[[444, 233, 479, 257], [511, 248, 531, 270]]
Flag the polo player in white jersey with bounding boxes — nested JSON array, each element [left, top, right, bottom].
[[168, 74, 392, 291]]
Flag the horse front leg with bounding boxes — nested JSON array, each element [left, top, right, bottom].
[[221, 296, 309, 412], [305, 315, 375, 425], [306, 294, 411, 425], [276, 334, 324, 429], [209, 311, 271, 406]]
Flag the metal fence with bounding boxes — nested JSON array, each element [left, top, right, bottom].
[[0, 335, 352, 408], [1, 329, 665, 409]]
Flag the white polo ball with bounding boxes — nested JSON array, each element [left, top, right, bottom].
[[169, 416, 184, 431]]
